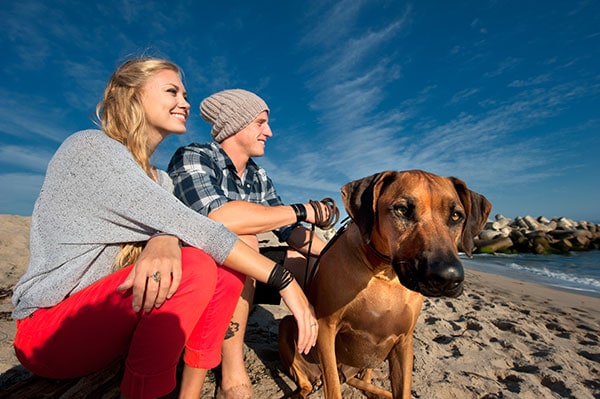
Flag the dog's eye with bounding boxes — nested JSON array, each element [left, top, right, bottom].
[[394, 205, 410, 217], [450, 211, 463, 223]]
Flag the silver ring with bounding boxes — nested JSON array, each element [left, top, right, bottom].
[[311, 322, 317, 327], [150, 271, 161, 283]]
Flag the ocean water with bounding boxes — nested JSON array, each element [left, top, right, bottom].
[[461, 251, 600, 298]]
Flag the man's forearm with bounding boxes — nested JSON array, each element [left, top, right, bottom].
[[209, 200, 297, 235]]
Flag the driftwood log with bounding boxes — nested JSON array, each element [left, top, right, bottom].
[[2, 358, 126, 399]]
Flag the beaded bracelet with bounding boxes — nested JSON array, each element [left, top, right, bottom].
[[267, 263, 295, 291]]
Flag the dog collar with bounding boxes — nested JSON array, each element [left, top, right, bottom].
[[366, 241, 392, 264]]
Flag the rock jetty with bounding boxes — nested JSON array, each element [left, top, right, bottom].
[[474, 214, 600, 254]]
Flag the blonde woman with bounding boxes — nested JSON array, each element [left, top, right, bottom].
[[12, 57, 317, 399]]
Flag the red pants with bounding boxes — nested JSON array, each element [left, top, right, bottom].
[[13, 247, 244, 399]]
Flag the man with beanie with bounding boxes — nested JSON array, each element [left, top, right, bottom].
[[168, 89, 331, 399]]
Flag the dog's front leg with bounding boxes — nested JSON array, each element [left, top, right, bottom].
[[316, 321, 343, 399], [387, 335, 414, 399]]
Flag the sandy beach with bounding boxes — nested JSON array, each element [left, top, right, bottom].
[[0, 214, 598, 398]]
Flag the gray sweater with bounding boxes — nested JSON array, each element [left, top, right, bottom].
[[12, 130, 238, 319]]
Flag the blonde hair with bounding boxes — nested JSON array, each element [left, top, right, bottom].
[[95, 57, 183, 269]]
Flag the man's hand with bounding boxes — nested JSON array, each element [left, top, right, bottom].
[[305, 198, 339, 229]]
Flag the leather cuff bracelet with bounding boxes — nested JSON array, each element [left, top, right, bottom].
[[290, 203, 307, 223], [267, 263, 295, 291]]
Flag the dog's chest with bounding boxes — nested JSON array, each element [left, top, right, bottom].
[[333, 281, 421, 367], [341, 280, 419, 337]]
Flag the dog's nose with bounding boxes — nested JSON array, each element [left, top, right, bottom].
[[437, 264, 464, 291], [420, 261, 464, 298]]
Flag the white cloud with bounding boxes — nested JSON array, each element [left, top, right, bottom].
[[0, 145, 53, 173], [0, 89, 71, 143], [449, 88, 481, 105], [484, 57, 521, 78], [300, 0, 365, 47], [508, 74, 552, 88]]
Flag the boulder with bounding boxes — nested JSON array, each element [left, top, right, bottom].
[[472, 215, 599, 254], [474, 237, 514, 254]]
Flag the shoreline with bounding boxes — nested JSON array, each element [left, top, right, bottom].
[[467, 264, 600, 299], [462, 251, 600, 299], [464, 268, 600, 314]]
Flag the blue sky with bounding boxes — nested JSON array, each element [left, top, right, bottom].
[[1, 0, 599, 223]]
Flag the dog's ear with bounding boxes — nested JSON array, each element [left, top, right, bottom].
[[341, 171, 396, 244], [450, 177, 492, 257]]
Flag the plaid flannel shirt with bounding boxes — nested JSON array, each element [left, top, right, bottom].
[[168, 141, 295, 241]]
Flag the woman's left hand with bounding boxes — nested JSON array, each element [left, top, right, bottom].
[[117, 235, 182, 313], [279, 280, 318, 354]]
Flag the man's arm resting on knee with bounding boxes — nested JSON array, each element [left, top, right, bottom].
[[210, 201, 326, 253], [209, 200, 299, 235]]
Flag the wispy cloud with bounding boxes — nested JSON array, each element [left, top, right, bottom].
[[0, 89, 73, 143], [0, 173, 44, 216], [277, 1, 598, 204], [62, 59, 108, 110], [299, 61, 592, 195], [470, 17, 488, 34], [300, 0, 366, 48], [2, 2, 54, 69], [448, 88, 481, 105], [484, 57, 521, 78], [1, 0, 596, 220], [293, 4, 412, 183], [0, 145, 54, 173], [508, 73, 552, 88]]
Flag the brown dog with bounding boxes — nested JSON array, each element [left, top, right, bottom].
[[278, 170, 491, 398]]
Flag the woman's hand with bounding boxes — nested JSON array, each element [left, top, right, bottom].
[[117, 235, 182, 313], [279, 280, 318, 354]]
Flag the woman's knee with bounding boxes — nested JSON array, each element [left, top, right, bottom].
[[216, 266, 245, 297], [179, 247, 244, 310], [178, 247, 219, 298]]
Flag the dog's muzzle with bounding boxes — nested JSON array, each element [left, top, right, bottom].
[[393, 258, 464, 298]]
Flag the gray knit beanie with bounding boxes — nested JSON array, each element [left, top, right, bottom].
[[200, 89, 270, 143]]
